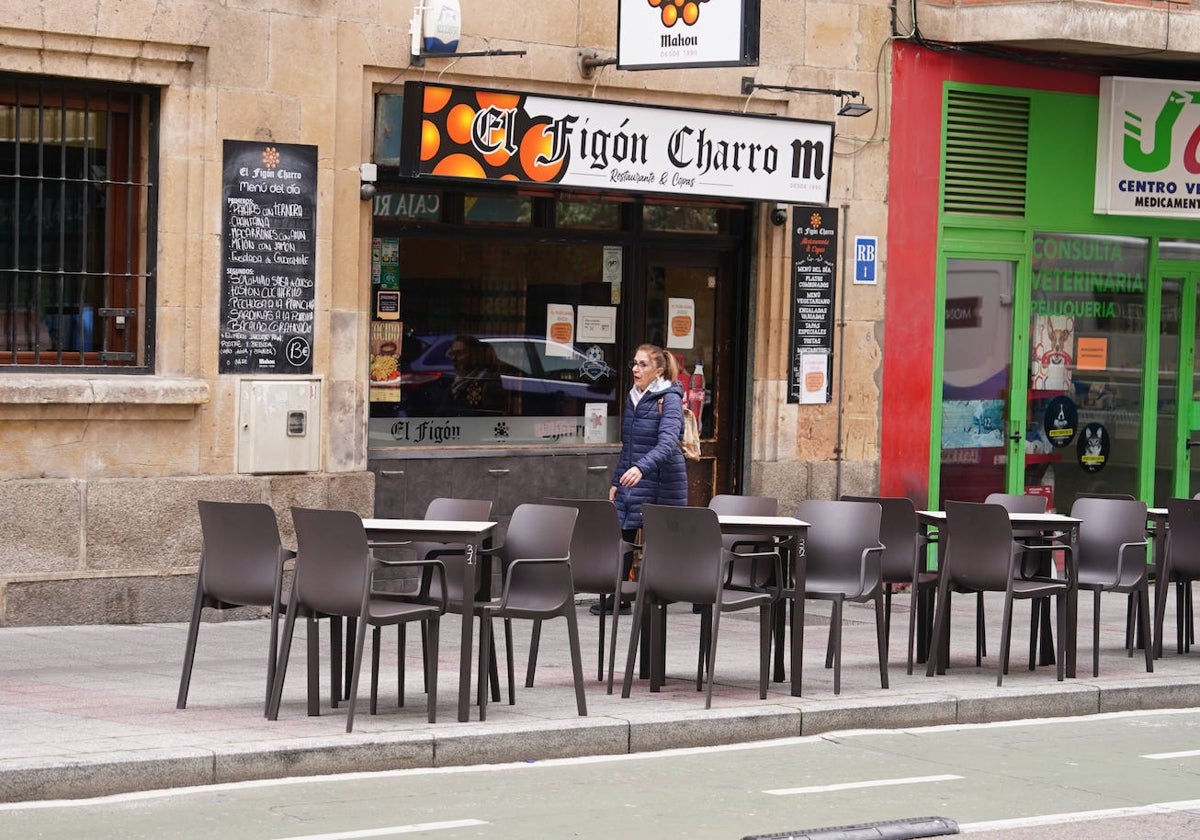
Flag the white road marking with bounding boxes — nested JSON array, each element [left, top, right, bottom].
[[1142, 748, 1200, 760], [957, 799, 1200, 832], [764, 774, 963, 796], [270, 821, 487, 840]]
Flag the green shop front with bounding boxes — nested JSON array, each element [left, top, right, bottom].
[[883, 43, 1200, 511]]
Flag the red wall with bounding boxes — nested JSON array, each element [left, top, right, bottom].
[[880, 43, 1098, 501]]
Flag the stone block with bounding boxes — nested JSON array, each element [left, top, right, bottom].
[[5, 573, 195, 626], [0, 479, 82, 575]]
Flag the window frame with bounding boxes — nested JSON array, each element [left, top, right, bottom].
[[0, 72, 158, 373]]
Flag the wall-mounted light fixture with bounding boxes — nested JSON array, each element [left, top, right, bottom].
[[741, 77, 873, 118], [360, 162, 377, 202]]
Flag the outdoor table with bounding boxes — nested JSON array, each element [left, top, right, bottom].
[[918, 510, 1083, 678], [362, 517, 497, 723]]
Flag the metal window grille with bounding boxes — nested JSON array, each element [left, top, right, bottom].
[[0, 74, 158, 370]]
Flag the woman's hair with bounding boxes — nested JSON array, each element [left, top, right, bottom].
[[636, 343, 679, 383]]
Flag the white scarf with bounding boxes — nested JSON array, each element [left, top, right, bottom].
[[629, 375, 670, 409]]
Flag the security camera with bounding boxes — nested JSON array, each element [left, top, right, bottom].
[[770, 205, 788, 226], [360, 182, 377, 201]]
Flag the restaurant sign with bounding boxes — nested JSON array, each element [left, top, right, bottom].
[[616, 0, 760, 70], [399, 81, 833, 205], [1095, 76, 1200, 219]]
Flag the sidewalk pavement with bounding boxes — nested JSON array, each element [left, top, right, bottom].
[[2, 592, 1199, 803]]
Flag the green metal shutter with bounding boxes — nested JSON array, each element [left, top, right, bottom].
[[943, 89, 1030, 216]]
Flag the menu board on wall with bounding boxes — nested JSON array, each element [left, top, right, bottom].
[[787, 207, 839, 404], [219, 140, 317, 374]]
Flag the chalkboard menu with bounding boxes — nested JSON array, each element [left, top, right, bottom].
[[787, 207, 839, 404], [219, 140, 317, 374]]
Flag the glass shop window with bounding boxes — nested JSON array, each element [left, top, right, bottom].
[[368, 236, 621, 449]]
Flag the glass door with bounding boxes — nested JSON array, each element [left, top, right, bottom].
[[936, 258, 1024, 505], [640, 248, 739, 504], [1153, 256, 1200, 502]]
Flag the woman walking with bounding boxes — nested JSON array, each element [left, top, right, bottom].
[[595, 343, 688, 614]]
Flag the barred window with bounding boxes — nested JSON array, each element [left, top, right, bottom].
[[0, 74, 157, 370]]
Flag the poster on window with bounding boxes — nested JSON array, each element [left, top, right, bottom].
[[546, 303, 574, 358], [666, 298, 695, 350], [219, 140, 317, 374]]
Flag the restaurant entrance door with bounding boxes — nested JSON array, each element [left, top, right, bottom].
[[638, 247, 741, 503]]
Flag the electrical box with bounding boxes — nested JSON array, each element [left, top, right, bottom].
[[237, 378, 322, 474]]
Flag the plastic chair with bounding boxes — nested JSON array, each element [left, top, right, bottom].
[[985, 492, 1051, 666], [926, 501, 1070, 686], [620, 504, 779, 709], [1070, 496, 1153, 677], [393, 498, 494, 698], [267, 507, 447, 731], [1155, 498, 1200, 658], [707, 495, 783, 680], [842, 495, 935, 675], [177, 501, 292, 715], [796, 500, 889, 695], [534, 498, 637, 694], [476, 503, 587, 720]]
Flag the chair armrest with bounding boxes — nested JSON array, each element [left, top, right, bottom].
[[372, 556, 448, 611], [721, 548, 782, 599], [494, 556, 570, 610]]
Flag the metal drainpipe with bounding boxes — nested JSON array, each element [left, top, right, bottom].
[[834, 203, 850, 498]]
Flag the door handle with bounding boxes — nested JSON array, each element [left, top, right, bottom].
[[1187, 439, 1200, 449], [1009, 433, 1022, 443]]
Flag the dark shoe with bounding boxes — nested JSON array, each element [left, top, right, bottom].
[[589, 598, 631, 616]]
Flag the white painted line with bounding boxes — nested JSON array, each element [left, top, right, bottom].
[[1142, 749, 1200, 760], [958, 799, 1200, 833], [272, 820, 487, 840], [765, 774, 963, 796]]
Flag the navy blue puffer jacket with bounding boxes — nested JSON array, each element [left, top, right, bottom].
[[612, 381, 688, 530]]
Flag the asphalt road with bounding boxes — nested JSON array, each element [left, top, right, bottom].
[[4, 709, 1200, 839]]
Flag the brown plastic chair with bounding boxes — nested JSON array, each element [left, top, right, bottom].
[[707, 495, 783, 680], [476, 503, 587, 720], [1070, 495, 1153, 676], [267, 507, 447, 731], [926, 501, 1070, 686], [796, 499, 889, 695], [394, 498, 494, 698], [1156, 498, 1200, 657], [842, 495, 936, 675], [177, 501, 291, 715], [534, 498, 637, 694], [620, 504, 779, 709]]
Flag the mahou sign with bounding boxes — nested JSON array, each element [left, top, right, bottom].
[[399, 81, 833, 205]]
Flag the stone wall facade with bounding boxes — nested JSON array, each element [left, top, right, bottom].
[[0, 1, 892, 624]]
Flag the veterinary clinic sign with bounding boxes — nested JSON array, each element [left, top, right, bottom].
[[399, 81, 833, 206], [1096, 76, 1200, 218], [617, 0, 760, 70]]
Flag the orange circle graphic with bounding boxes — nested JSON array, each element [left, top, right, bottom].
[[423, 86, 452, 114], [661, 5, 678, 25], [476, 92, 520, 111], [682, 2, 700, 24], [446, 103, 476, 146], [420, 120, 441, 160], [519, 124, 564, 182], [431, 153, 487, 179]]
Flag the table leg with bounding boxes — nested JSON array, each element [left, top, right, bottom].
[[790, 533, 806, 696], [1065, 525, 1079, 678], [457, 539, 478, 723]]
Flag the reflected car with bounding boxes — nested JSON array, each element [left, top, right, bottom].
[[391, 333, 618, 417]]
